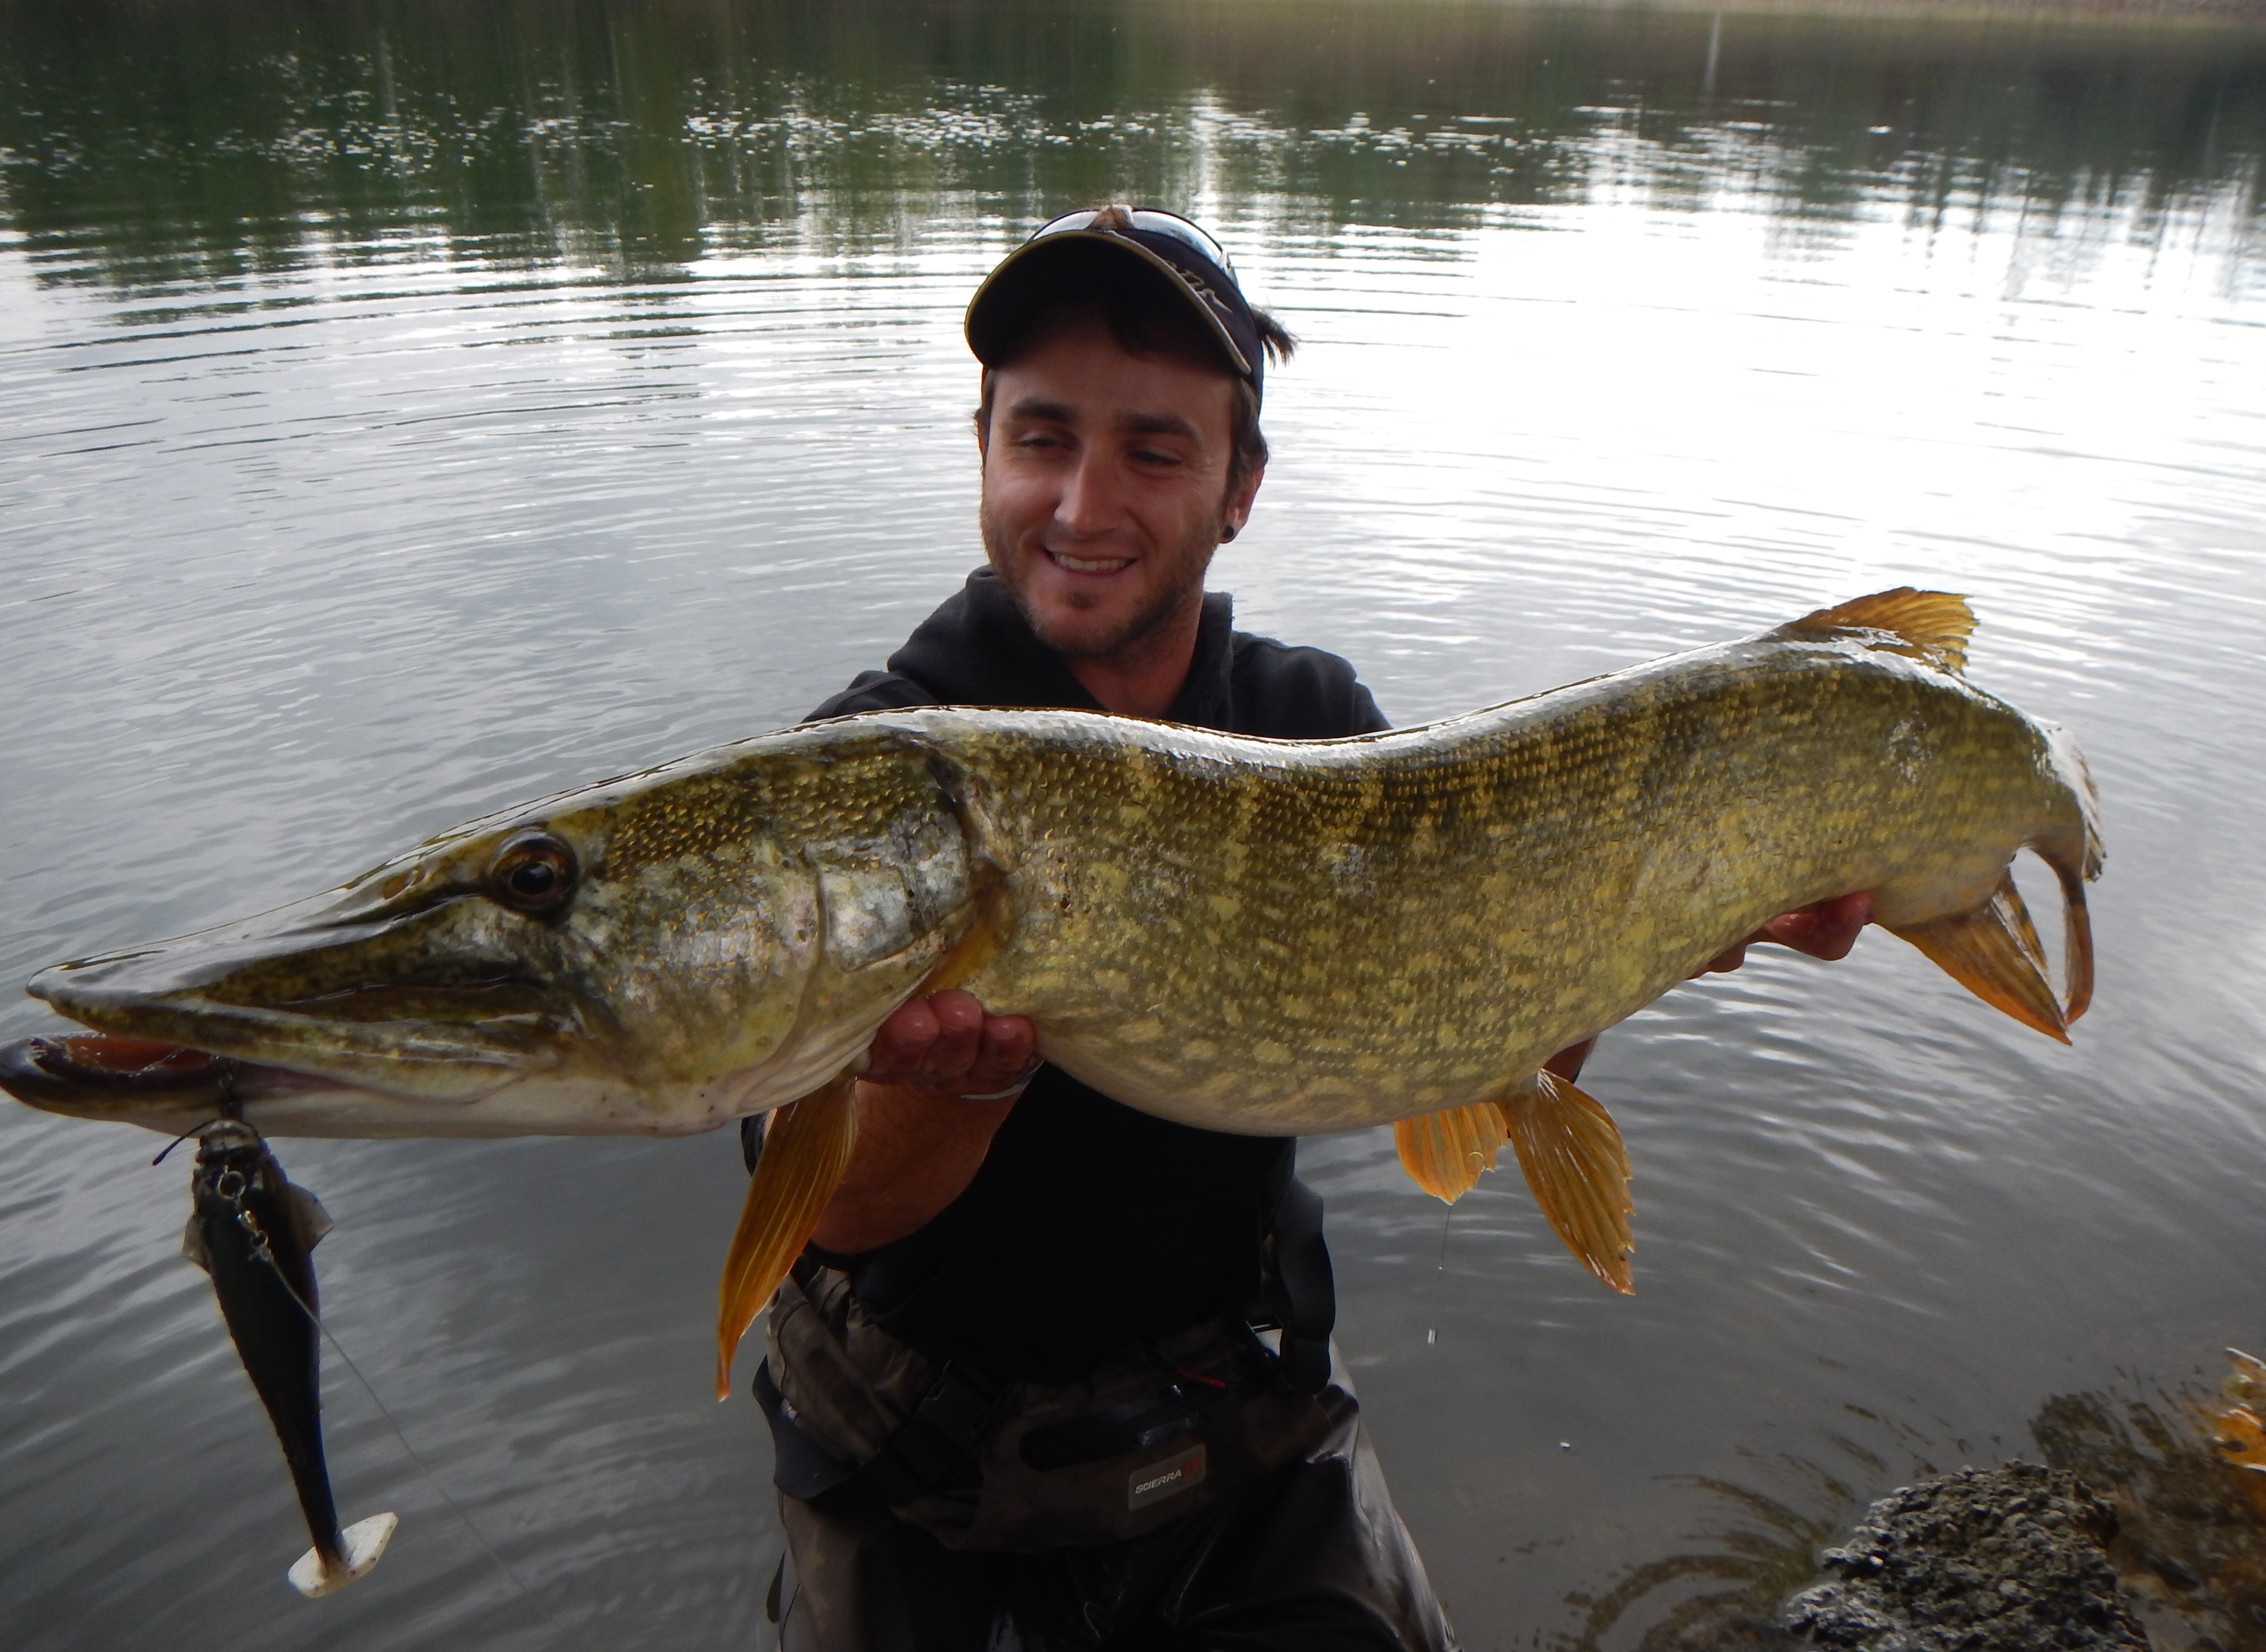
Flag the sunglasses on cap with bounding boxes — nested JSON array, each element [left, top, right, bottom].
[[1026, 207, 1239, 281]]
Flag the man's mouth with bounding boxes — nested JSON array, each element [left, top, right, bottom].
[[1046, 550, 1133, 575]]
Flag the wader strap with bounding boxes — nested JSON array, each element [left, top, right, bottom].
[[755, 1356, 1009, 1510], [1270, 1177, 1336, 1394]]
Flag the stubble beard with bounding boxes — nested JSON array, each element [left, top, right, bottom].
[[979, 497, 1219, 664]]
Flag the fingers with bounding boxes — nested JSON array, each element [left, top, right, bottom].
[[1690, 943, 1748, 978], [866, 995, 942, 1083], [977, 1013, 1036, 1089], [1755, 890, 1877, 962], [861, 990, 1038, 1101], [926, 989, 985, 1077]]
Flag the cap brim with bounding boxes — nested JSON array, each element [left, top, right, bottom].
[[964, 231, 1255, 380]]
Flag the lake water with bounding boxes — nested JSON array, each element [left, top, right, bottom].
[[3, 1, 2264, 1647]]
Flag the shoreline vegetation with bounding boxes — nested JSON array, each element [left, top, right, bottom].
[[1533, 0, 2266, 21]]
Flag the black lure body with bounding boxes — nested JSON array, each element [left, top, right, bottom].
[[184, 1122, 393, 1595]]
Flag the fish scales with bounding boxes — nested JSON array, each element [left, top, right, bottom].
[[938, 637, 2066, 1137]]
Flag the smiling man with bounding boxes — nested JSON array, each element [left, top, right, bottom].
[[744, 207, 1870, 1651]]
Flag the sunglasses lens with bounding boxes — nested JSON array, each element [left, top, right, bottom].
[[1026, 208, 1235, 276], [1125, 211, 1234, 275], [1031, 210, 1101, 238]]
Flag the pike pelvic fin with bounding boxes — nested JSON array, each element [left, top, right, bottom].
[[1394, 1099, 1510, 1202], [1886, 868, 2072, 1043], [715, 1071, 859, 1402], [1781, 588, 1975, 676], [1500, 1069, 1634, 1294]]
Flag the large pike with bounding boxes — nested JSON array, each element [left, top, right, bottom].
[[4, 592, 2103, 1395]]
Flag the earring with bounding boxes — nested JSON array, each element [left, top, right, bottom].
[[1220, 522, 1239, 542]]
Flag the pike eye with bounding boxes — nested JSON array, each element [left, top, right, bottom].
[[488, 833, 577, 916]]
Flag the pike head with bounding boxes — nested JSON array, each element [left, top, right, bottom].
[[10, 726, 980, 1137]]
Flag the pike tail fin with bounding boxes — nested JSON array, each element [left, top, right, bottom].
[[1394, 1100, 1510, 1202], [1500, 1070, 1634, 1294], [715, 1073, 859, 1401], [1886, 868, 2072, 1043], [288, 1511, 398, 1598], [2055, 852, 2097, 1027], [2038, 719, 2105, 1025]]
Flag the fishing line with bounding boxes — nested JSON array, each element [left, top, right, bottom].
[[1428, 1201, 1456, 1347], [243, 1223, 574, 1643]]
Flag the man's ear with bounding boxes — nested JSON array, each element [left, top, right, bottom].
[[1223, 464, 1265, 540]]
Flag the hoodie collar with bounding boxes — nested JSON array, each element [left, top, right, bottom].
[[886, 568, 1238, 726]]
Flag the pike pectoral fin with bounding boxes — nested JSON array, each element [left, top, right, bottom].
[[714, 1072, 859, 1401], [288, 1510, 398, 1598], [1500, 1070, 1634, 1294], [1887, 870, 2069, 1043], [1394, 1101, 1509, 1202]]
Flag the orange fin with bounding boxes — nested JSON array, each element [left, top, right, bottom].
[[913, 869, 1013, 996], [1779, 588, 1975, 676], [2210, 1397, 2266, 1520], [1886, 870, 2070, 1043], [2048, 838, 2098, 1026], [714, 1072, 859, 1401], [1394, 1100, 1510, 1203], [1500, 1070, 1634, 1294]]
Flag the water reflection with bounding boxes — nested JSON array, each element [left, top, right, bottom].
[[3, 0, 2260, 285], [3, 1, 2266, 1648]]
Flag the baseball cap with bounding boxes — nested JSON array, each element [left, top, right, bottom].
[[965, 207, 1272, 404]]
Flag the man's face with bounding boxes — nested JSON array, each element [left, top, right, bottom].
[[978, 307, 1261, 664]]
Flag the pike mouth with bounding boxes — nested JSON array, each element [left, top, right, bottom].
[[24, 912, 596, 1097], [0, 1034, 346, 1113]]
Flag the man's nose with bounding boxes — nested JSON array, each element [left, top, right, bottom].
[[1055, 447, 1123, 535]]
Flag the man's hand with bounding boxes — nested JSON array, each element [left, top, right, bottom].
[[1692, 891, 1876, 976], [861, 989, 1039, 1100], [804, 991, 1038, 1256]]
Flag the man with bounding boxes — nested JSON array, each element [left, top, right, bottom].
[[748, 206, 1872, 1650]]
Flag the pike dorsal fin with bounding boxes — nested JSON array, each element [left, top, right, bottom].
[[715, 1072, 859, 1401], [1394, 1099, 1510, 1203], [1781, 588, 1975, 676], [1501, 1070, 1634, 1294]]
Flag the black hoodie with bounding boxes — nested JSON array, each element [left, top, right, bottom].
[[793, 568, 1388, 1382]]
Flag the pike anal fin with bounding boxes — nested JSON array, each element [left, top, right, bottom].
[[1394, 1100, 1510, 1202], [1887, 869, 2070, 1043], [714, 1072, 859, 1401], [1500, 1070, 1634, 1294]]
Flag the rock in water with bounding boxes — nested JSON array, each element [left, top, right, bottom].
[[1781, 1462, 2148, 1651]]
